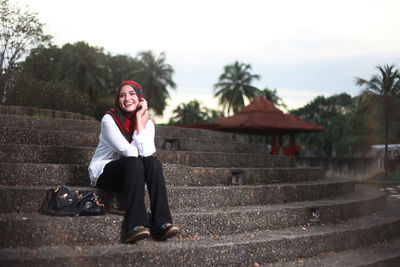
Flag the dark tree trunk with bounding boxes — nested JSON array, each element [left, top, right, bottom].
[[384, 96, 389, 177]]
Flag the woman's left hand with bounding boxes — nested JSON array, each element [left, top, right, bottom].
[[136, 98, 148, 116]]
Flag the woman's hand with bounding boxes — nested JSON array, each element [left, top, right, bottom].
[[136, 98, 149, 134], [136, 98, 148, 117]]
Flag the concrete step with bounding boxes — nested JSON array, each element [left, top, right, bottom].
[[0, 114, 100, 132], [0, 162, 324, 187], [0, 163, 88, 186], [0, 144, 94, 164], [0, 198, 399, 266], [156, 125, 244, 142], [0, 185, 385, 248], [0, 126, 268, 154], [267, 238, 400, 267], [0, 114, 243, 142], [0, 127, 99, 147], [0, 144, 291, 167], [156, 150, 292, 167], [155, 136, 269, 154], [163, 164, 325, 186], [0, 179, 355, 213]]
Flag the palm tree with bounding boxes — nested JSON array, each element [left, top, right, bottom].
[[169, 100, 208, 125], [60, 42, 109, 102], [214, 61, 260, 115], [131, 51, 176, 115], [257, 87, 287, 110], [356, 64, 400, 176]]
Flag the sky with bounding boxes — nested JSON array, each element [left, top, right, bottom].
[[16, 0, 400, 122]]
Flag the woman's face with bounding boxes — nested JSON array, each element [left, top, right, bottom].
[[118, 85, 140, 112]]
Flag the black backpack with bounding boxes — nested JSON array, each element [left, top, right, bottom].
[[40, 185, 105, 216]]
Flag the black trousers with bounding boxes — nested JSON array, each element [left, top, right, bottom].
[[96, 156, 172, 231]]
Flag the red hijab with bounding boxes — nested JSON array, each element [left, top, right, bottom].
[[106, 81, 144, 142]]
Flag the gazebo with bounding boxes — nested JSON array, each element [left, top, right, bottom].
[[177, 96, 326, 156]]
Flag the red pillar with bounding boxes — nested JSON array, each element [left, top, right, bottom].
[[289, 133, 295, 156], [272, 135, 278, 155]]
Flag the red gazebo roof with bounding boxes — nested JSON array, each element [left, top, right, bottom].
[[177, 96, 326, 135]]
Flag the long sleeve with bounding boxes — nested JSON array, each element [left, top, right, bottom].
[[133, 120, 156, 157], [100, 114, 139, 157]]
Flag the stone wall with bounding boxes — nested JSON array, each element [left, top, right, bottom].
[[0, 105, 96, 120], [296, 156, 383, 181]]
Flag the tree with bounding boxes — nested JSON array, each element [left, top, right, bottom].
[[131, 50, 176, 115], [169, 100, 209, 125], [356, 64, 400, 176], [0, 0, 51, 100], [105, 54, 139, 92], [59, 42, 110, 102], [214, 61, 260, 115], [169, 100, 224, 125], [257, 87, 287, 110], [291, 93, 362, 157], [20, 44, 62, 82]]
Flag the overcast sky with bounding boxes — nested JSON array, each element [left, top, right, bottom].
[[17, 0, 400, 122]]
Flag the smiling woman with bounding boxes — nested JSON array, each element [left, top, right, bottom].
[[88, 81, 179, 243]]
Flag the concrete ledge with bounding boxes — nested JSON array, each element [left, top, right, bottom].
[[0, 144, 95, 164], [0, 114, 100, 132], [268, 237, 400, 267], [0, 144, 291, 167], [0, 201, 399, 266], [155, 136, 269, 154], [0, 163, 325, 187], [0, 179, 355, 213], [0, 105, 96, 120], [0, 163, 89, 186], [0, 185, 385, 247], [156, 150, 292, 168], [0, 127, 99, 147], [0, 127, 269, 154]]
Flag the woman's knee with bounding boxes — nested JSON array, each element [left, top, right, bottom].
[[142, 156, 163, 172], [120, 156, 145, 173]]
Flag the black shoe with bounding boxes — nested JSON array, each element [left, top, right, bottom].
[[153, 223, 179, 241], [126, 226, 150, 243]]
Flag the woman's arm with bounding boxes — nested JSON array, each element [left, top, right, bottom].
[[133, 119, 156, 157], [133, 98, 156, 156], [136, 98, 149, 134], [100, 115, 139, 157]]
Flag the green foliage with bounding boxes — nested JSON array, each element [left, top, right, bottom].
[[32, 113, 50, 118], [291, 93, 372, 157], [356, 64, 400, 175], [0, 0, 52, 100], [169, 100, 224, 125], [15, 41, 176, 118], [130, 51, 176, 115], [214, 61, 260, 115], [256, 87, 287, 110]]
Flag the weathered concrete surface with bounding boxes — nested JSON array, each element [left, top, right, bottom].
[[1, 112, 399, 266], [0, 162, 325, 186], [0, 186, 386, 247], [0, 144, 292, 167], [268, 238, 400, 267], [0, 200, 399, 266], [0, 127, 266, 153], [0, 179, 355, 213], [0, 114, 100, 132]]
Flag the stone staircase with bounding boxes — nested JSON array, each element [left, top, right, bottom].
[[0, 113, 400, 266]]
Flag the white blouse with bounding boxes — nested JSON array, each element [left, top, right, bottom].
[[88, 114, 156, 186]]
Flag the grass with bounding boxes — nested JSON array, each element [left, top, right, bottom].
[[370, 170, 400, 182], [391, 170, 400, 182], [32, 113, 51, 119]]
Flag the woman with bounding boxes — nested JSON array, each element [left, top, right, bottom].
[[88, 81, 179, 243]]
